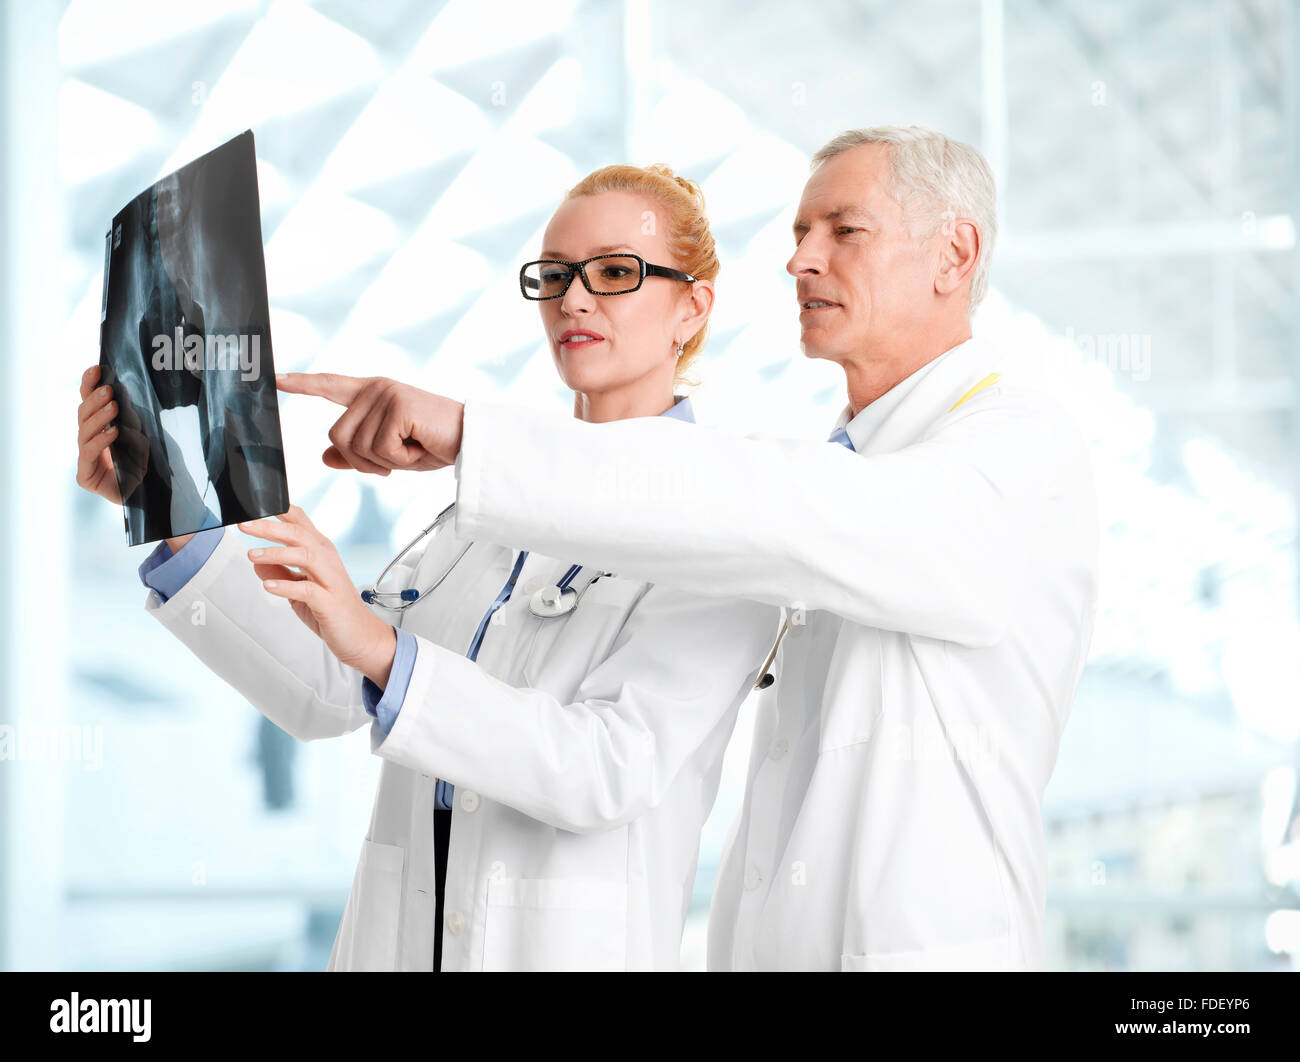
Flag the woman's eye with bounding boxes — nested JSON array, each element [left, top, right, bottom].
[[600, 267, 631, 279]]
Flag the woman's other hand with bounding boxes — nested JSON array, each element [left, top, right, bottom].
[[239, 504, 398, 687]]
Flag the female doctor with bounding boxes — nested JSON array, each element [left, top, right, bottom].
[[75, 164, 779, 971]]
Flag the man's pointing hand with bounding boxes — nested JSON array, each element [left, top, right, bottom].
[[276, 372, 464, 475]]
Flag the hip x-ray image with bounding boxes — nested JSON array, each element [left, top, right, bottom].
[[98, 130, 289, 546]]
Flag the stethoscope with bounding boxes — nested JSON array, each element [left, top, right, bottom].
[[364, 501, 782, 689], [360, 501, 607, 619]]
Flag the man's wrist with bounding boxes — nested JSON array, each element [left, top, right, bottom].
[[449, 399, 465, 464]]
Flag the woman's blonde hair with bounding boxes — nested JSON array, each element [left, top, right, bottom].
[[563, 163, 717, 388]]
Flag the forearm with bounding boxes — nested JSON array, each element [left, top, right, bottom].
[[358, 623, 397, 690], [376, 640, 663, 832], [454, 399, 1057, 646], [144, 529, 370, 739], [372, 591, 777, 832]]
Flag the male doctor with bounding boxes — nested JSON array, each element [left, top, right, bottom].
[[277, 125, 1100, 971]]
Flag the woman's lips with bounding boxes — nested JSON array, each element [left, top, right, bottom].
[[559, 330, 605, 347]]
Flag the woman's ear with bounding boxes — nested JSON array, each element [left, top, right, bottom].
[[679, 278, 714, 347]]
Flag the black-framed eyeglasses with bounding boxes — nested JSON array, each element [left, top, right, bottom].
[[519, 253, 696, 300]]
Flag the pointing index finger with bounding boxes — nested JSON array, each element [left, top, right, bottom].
[[276, 372, 368, 407]]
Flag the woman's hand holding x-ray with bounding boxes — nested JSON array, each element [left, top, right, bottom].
[[275, 372, 464, 474], [76, 363, 196, 552], [238, 504, 399, 689], [76, 363, 150, 504]]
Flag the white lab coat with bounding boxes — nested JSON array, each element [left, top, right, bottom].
[[142, 476, 778, 970], [454, 336, 1100, 971]]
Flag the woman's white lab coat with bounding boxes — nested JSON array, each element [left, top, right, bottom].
[[453, 336, 1101, 971], [142, 465, 778, 970]]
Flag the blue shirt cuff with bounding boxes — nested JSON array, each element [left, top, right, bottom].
[[363, 627, 417, 737], [139, 527, 226, 603]]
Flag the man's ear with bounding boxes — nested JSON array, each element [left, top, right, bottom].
[[935, 218, 980, 299]]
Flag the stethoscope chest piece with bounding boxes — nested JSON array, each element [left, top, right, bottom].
[[529, 584, 577, 618]]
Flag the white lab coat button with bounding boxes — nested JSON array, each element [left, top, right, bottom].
[[447, 911, 465, 935], [459, 790, 480, 813], [770, 737, 789, 760], [522, 576, 544, 595], [744, 865, 763, 891]]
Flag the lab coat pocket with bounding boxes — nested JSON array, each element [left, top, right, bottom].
[[481, 877, 629, 972], [842, 933, 1016, 972], [334, 839, 406, 971]]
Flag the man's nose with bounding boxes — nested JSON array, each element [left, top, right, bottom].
[[787, 244, 825, 277]]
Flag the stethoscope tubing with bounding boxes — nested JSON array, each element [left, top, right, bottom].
[[361, 503, 603, 616], [361, 502, 466, 609]]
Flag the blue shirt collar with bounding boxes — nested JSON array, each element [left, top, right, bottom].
[[827, 340, 967, 451], [659, 394, 695, 423]]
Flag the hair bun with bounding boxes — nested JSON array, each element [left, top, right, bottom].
[[646, 163, 703, 201], [673, 174, 702, 198]]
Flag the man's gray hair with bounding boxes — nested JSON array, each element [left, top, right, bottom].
[[811, 125, 997, 312]]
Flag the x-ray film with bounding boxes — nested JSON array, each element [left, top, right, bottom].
[[98, 130, 289, 546]]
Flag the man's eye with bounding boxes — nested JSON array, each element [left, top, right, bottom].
[[835, 226, 861, 236]]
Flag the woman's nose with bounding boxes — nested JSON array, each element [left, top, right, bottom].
[[560, 283, 595, 315]]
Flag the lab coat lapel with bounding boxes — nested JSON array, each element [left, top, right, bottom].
[[851, 335, 1022, 958], [854, 337, 1004, 458], [819, 337, 1010, 831]]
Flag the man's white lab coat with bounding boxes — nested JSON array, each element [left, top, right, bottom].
[[454, 336, 1100, 970]]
